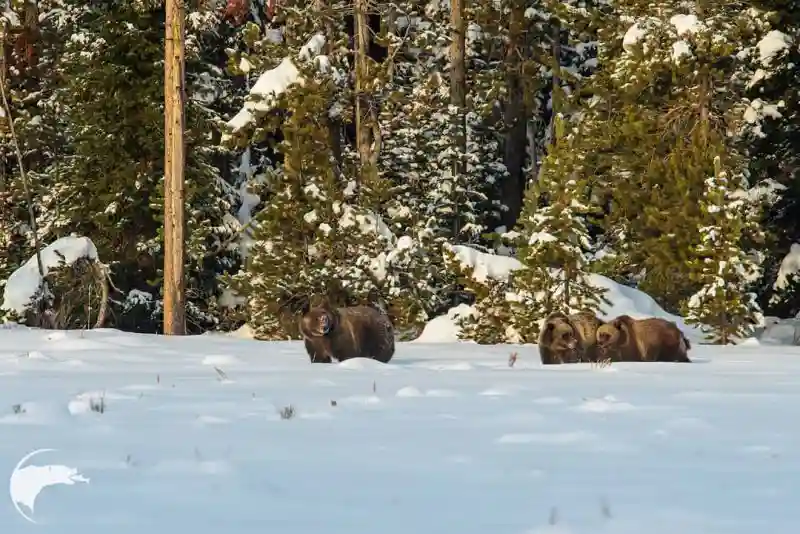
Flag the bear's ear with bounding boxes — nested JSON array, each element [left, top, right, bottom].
[[610, 316, 627, 328], [298, 294, 311, 315], [540, 321, 554, 340]]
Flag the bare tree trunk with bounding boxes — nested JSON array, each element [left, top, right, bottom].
[[22, 1, 38, 70], [354, 0, 372, 171], [450, 0, 467, 236], [92, 262, 109, 329], [547, 19, 562, 142], [164, 0, 187, 335], [315, 0, 343, 178], [501, 0, 526, 229]]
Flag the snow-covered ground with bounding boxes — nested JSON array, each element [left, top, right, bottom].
[[2, 325, 800, 532]]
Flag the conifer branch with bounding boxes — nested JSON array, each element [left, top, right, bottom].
[[0, 21, 44, 279]]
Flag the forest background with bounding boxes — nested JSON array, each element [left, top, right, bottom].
[[1, 0, 799, 345]]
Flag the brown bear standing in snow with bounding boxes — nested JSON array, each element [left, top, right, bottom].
[[299, 303, 395, 364], [538, 311, 606, 365], [595, 315, 692, 363]]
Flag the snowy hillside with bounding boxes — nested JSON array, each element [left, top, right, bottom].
[[2, 325, 800, 532]]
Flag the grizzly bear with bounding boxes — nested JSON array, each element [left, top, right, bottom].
[[299, 303, 395, 364], [595, 315, 692, 363], [538, 311, 606, 365]]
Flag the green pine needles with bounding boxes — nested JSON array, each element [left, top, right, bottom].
[[684, 155, 765, 344]]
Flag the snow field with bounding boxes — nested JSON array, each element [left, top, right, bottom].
[[2, 326, 800, 532]]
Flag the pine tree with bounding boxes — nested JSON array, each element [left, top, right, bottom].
[[0, 0, 62, 305], [443, 244, 522, 344], [510, 114, 608, 341], [33, 1, 239, 332], [738, 3, 800, 313], [571, 1, 772, 313], [684, 155, 764, 344], [374, 11, 469, 322], [224, 1, 440, 338]]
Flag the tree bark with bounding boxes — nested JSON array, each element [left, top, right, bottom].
[[450, 0, 467, 236], [164, 0, 187, 335], [547, 19, 562, 142], [501, 0, 526, 229], [354, 0, 372, 172]]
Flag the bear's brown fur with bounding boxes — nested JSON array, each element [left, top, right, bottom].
[[299, 303, 395, 364], [538, 311, 606, 365], [596, 315, 691, 363]]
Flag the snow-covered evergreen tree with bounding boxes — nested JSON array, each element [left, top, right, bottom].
[[510, 114, 607, 340], [376, 1, 494, 246], [224, 2, 440, 338], [571, 1, 772, 312], [0, 1, 63, 302], [464, 0, 510, 231], [442, 244, 522, 344], [736, 5, 800, 313], [684, 155, 764, 344], [33, 0, 239, 332]]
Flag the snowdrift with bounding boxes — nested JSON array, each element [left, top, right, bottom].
[[2, 326, 800, 530], [415, 245, 706, 344]]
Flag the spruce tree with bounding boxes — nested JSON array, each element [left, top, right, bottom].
[[0, 0, 63, 302], [684, 155, 764, 344], [510, 114, 608, 341], [738, 4, 800, 313], [571, 1, 772, 313], [374, 11, 471, 322], [443, 244, 521, 344], [224, 0, 438, 338], [34, 1, 239, 332]]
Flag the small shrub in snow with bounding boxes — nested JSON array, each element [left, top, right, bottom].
[[508, 352, 518, 367], [591, 358, 613, 370], [90, 395, 106, 414], [279, 405, 296, 420]]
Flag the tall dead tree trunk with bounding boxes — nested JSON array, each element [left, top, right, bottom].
[[450, 0, 467, 237], [547, 19, 562, 142], [501, 0, 527, 229], [354, 0, 373, 173], [164, 0, 187, 335], [315, 0, 343, 176]]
